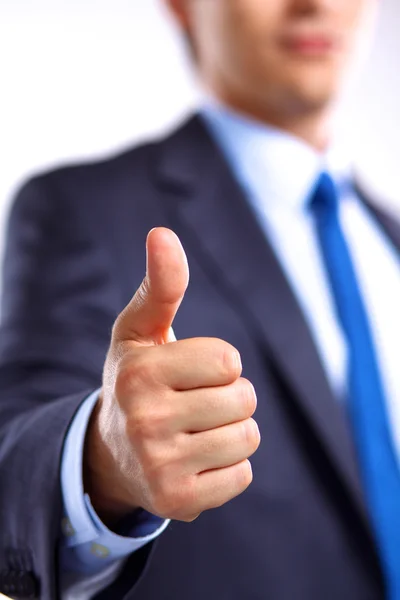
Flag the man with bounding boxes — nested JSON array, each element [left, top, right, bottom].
[[0, 0, 397, 598]]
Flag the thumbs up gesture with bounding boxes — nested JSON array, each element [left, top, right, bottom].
[[84, 228, 260, 525]]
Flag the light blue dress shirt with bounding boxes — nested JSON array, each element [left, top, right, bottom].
[[60, 102, 400, 599]]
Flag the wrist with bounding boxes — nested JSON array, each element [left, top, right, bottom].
[[83, 393, 140, 528]]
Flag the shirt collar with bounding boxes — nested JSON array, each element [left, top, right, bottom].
[[200, 98, 353, 213]]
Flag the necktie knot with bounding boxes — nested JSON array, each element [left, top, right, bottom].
[[309, 172, 339, 216]]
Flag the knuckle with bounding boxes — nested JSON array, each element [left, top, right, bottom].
[[127, 406, 151, 440], [131, 406, 174, 441], [152, 475, 196, 519], [145, 467, 174, 515], [171, 478, 197, 519], [115, 355, 157, 398], [114, 362, 136, 399], [130, 355, 158, 386]]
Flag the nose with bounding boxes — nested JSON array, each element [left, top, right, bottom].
[[289, 0, 336, 17]]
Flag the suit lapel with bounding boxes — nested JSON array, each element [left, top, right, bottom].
[[155, 115, 370, 518], [355, 180, 400, 251]]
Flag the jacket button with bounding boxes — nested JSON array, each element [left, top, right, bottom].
[[17, 571, 38, 598], [0, 570, 38, 599]]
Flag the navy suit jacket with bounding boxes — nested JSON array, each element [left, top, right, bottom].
[[0, 115, 396, 599]]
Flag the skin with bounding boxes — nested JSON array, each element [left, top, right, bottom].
[[85, 0, 378, 526], [169, 0, 377, 150], [86, 229, 259, 524]]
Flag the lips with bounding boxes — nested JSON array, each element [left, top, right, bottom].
[[280, 33, 340, 56]]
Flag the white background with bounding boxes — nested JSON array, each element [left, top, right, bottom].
[[1, 0, 400, 238]]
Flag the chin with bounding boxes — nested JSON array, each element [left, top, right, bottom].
[[293, 86, 338, 112], [279, 67, 342, 114]]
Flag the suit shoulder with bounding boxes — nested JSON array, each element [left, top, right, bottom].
[[8, 140, 164, 231], [17, 141, 156, 198], [14, 113, 201, 202], [9, 114, 200, 224]]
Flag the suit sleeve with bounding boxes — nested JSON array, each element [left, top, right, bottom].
[[0, 173, 124, 599]]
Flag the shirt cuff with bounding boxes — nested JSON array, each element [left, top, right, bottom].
[[60, 389, 170, 572]]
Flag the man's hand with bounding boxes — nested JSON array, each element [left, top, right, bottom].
[[84, 228, 260, 525]]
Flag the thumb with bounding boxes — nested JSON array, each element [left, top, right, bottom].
[[114, 227, 189, 345]]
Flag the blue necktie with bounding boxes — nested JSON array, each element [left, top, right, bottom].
[[310, 172, 400, 598]]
